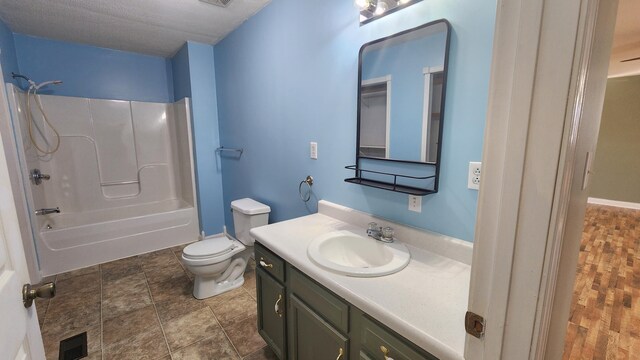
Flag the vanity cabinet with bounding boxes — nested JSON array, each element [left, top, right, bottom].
[[254, 242, 437, 360]]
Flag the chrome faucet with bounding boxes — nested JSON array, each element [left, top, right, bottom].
[[367, 222, 395, 243], [34, 207, 60, 216]]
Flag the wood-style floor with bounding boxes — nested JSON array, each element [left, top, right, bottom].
[[563, 204, 640, 359]]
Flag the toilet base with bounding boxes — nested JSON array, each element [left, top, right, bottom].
[[192, 273, 246, 299]]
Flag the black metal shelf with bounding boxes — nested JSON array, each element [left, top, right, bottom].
[[344, 165, 437, 196], [344, 177, 436, 196]]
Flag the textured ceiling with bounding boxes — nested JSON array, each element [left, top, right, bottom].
[[0, 0, 271, 57], [609, 0, 640, 77]]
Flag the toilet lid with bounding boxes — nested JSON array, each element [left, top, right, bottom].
[[183, 236, 234, 259]]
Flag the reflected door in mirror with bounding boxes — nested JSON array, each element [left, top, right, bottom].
[[360, 79, 390, 158]]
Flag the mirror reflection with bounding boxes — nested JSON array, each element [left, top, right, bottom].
[[358, 20, 449, 164]]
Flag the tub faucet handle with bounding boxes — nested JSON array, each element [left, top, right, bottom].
[[30, 169, 50, 185]]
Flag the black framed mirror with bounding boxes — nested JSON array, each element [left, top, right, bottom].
[[346, 19, 451, 195]]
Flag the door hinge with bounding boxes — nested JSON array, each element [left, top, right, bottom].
[[465, 311, 485, 339]]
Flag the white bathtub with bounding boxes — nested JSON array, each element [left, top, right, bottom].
[[3, 85, 201, 278], [38, 199, 198, 275]]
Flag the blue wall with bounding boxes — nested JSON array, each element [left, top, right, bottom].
[[182, 42, 225, 235], [215, 0, 496, 241], [13, 34, 174, 102], [171, 44, 191, 101], [0, 19, 19, 85]]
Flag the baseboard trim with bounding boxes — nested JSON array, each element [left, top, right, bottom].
[[587, 197, 640, 210]]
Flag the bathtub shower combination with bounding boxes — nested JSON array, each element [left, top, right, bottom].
[[4, 83, 200, 276]]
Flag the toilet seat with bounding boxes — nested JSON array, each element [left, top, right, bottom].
[[182, 236, 244, 266], [183, 236, 233, 259]]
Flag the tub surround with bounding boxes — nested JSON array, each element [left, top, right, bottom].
[[5, 84, 199, 276], [250, 200, 472, 360]]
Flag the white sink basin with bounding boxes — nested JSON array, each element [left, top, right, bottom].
[[307, 230, 411, 277]]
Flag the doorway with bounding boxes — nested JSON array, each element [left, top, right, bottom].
[[562, 3, 640, 356]]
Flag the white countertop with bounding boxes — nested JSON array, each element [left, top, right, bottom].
[[250, 201, 471, 360]]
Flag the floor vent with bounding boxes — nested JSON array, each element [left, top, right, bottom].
[[58, 332, 88, 360], [199, 0, 233, 7]]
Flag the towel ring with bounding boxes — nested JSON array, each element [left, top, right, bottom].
[[299, 175, 314, 202]]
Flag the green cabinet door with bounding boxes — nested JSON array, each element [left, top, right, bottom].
[[257, 268, 287, 360], [288, 294, 348, 360]]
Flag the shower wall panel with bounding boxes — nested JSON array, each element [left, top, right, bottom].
[[9, 86, 192, 213], [5, 84, 199, 275]]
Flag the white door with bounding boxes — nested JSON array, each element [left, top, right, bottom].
[[0, 61, 46, 359], [464, 0, 617, 358]]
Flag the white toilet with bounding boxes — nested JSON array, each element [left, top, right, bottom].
[[182, 198, 271, 299]]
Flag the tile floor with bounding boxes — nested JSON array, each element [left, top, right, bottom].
[[35, 244, 277, 360]]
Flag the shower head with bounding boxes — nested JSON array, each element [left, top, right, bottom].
[[29, 80, 63, 91]]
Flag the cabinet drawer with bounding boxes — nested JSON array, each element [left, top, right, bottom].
[[360, 315, 438, 360], [289, 266, 349, 334], [255, 242, 286, 282]]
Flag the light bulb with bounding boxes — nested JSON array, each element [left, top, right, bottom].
[[355, 0, 370, 10], [375, 2, 388, 15]]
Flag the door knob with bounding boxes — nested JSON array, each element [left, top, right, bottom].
[[23, 282, 56, 308]]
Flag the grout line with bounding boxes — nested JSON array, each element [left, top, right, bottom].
[[244, 346, 269, 360], [143, 270, 173, 359], [171, 246, 193, 280], [169, 307, 225, 353], [209, 305, 243, 359]]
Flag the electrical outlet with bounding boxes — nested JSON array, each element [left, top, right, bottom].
[[408, 195, 422, 212], [310, 142, 318, 160], [468, 162, 481, 190]]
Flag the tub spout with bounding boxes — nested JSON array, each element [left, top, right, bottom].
[[34, 207, 60, 216]]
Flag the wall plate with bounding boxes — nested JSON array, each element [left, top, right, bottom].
[[468, 162, 481, 190]]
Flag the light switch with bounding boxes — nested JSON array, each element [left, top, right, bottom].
[[310, 142, 318, 160]]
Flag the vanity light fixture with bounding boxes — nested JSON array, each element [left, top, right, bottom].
[[355, 0, 371, 9], [375, 2, 388, 15], [357, 0, 423, 25]]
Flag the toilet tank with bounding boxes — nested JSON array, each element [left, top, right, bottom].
[[231, 198, 271, 246]]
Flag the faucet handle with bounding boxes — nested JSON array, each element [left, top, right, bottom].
[[368, 222, 378, 231], [382, 227, 395, 240]]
